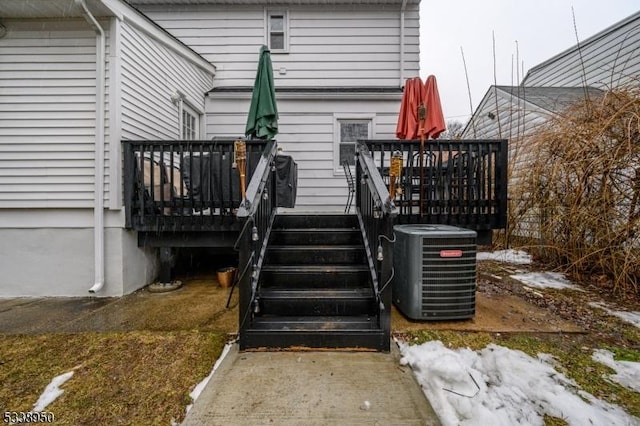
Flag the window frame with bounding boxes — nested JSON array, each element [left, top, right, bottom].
[[265, 10, 289, 53], [179, 101, 201, 141], [333, 114, 375, 174]]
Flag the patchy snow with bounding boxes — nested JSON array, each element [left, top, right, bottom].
[[399, 340, 638, 426], [186, 342, 233, 413], [510, 271, 580, 290], [590, 302, 640, 328], [33, 371, 74, 412], [476, 249, 532, 265], [592, 349, 640, 393]]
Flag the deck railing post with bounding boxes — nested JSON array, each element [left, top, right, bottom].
[[123, 141, 134, 229]]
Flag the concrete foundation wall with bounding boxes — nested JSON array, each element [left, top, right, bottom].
[[0, 227, 158, 297]]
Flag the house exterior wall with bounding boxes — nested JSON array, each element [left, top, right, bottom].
[[0, 19, 108, 208], [0, 216, 156, 297], [0, 14, 212, 297], [461, 88, 551, 239], [523, 12, 640, 89], [138, 3, 420, 88], [137, 1, 420, 211], [207, 91, 401, 210], [119, 20, 213, 140]]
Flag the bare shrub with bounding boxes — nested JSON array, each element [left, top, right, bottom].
[[514, 88, 640, 297]]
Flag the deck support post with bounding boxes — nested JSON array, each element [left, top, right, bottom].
[[159, 247, 175, 283]]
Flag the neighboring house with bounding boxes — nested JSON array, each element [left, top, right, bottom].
[[462, 85, 603, 141], [461, 10, 639, 237], [0, 0, 420, 296], [0, 0, 215, 296], [463, 9, 640, 140], [132, 0, 420, 211], [463, 86, 603, 237], [523, 10, 640, 89]]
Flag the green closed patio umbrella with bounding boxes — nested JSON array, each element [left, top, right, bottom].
[[245, 45, 278, 140]]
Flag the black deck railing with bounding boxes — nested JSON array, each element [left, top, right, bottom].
[[236, 141, 279, 338], [123, 139, 269, 232], [355, 143, 397, 339], [362, 139, 508, 231]]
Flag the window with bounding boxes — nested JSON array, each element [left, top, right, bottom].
[[337, 119, 372, 168], [267, 11, 288, 52], [181, 103, 199, 140]]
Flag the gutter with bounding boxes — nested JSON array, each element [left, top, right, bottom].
[[399, 0, 407, 87], [76, 0, 106, 294]]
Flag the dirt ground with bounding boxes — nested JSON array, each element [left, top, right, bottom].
[[1, 255, 636, 341]]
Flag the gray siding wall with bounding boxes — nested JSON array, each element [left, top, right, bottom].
[[0, 19, 108, 208], [463, 88, 549, 141], [120, 21, 213, 140], [138, 4, 420, 88], [462, 88, 549, 238], [524, 14, 640, 89]]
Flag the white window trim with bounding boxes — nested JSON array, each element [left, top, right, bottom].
[[181, 102, 200, 140], [264, 9, 289, 53], [172, 91, 204, 139], [333, 113, 376, 175]]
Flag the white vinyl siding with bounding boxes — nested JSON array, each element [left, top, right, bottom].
[[206, 93, 400, 210], [120, 21, 212, 141], [0, 20, 107, 208], [524, 13, 640, 89], [137, 4, 420, 88]]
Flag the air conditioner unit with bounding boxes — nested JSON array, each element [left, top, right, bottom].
[[392, 224, 477, 320]]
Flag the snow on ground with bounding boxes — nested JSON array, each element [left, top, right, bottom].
[[186, 342, 233, 413], [510, 271, 580, 291], [590, 302, 640, 328], [592, 349, 640, 393], [33, 371, 74, 412], [476, 249, 532, 265], [399, 341, 638, 426]]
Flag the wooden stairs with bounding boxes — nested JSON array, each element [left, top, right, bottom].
[[240, 214, 389, 351]]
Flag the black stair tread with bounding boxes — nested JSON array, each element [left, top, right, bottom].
[[249, 315, 380, 331], [268, 244, 364, 250], [273, 214, 359, 229], [261, 264, 370, 272], [272, 227, 359, 232], [259, 288, 373, 299]]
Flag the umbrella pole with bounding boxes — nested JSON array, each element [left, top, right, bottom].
[[419, 136, 425, 217], [418, 104, 426, 218]]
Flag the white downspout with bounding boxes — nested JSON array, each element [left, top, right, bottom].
[[399, 0, 407, 87], [77, 0, 106, 293]]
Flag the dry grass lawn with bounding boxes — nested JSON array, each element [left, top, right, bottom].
[[0, 331, 225, 425]]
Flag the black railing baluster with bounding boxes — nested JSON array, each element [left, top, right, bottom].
[[122, 139, 269, 232], [138, 143, 145, 226], [360, 139, 508, 240]]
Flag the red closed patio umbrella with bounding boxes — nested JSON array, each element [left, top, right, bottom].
[[395, 75, 446, 216]]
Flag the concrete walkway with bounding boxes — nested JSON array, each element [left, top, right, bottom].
[[183, 343, 440, 426]]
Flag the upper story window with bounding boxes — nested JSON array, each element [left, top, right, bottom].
[[181, 103, 199, 140], [267, 11, 288, 52]]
